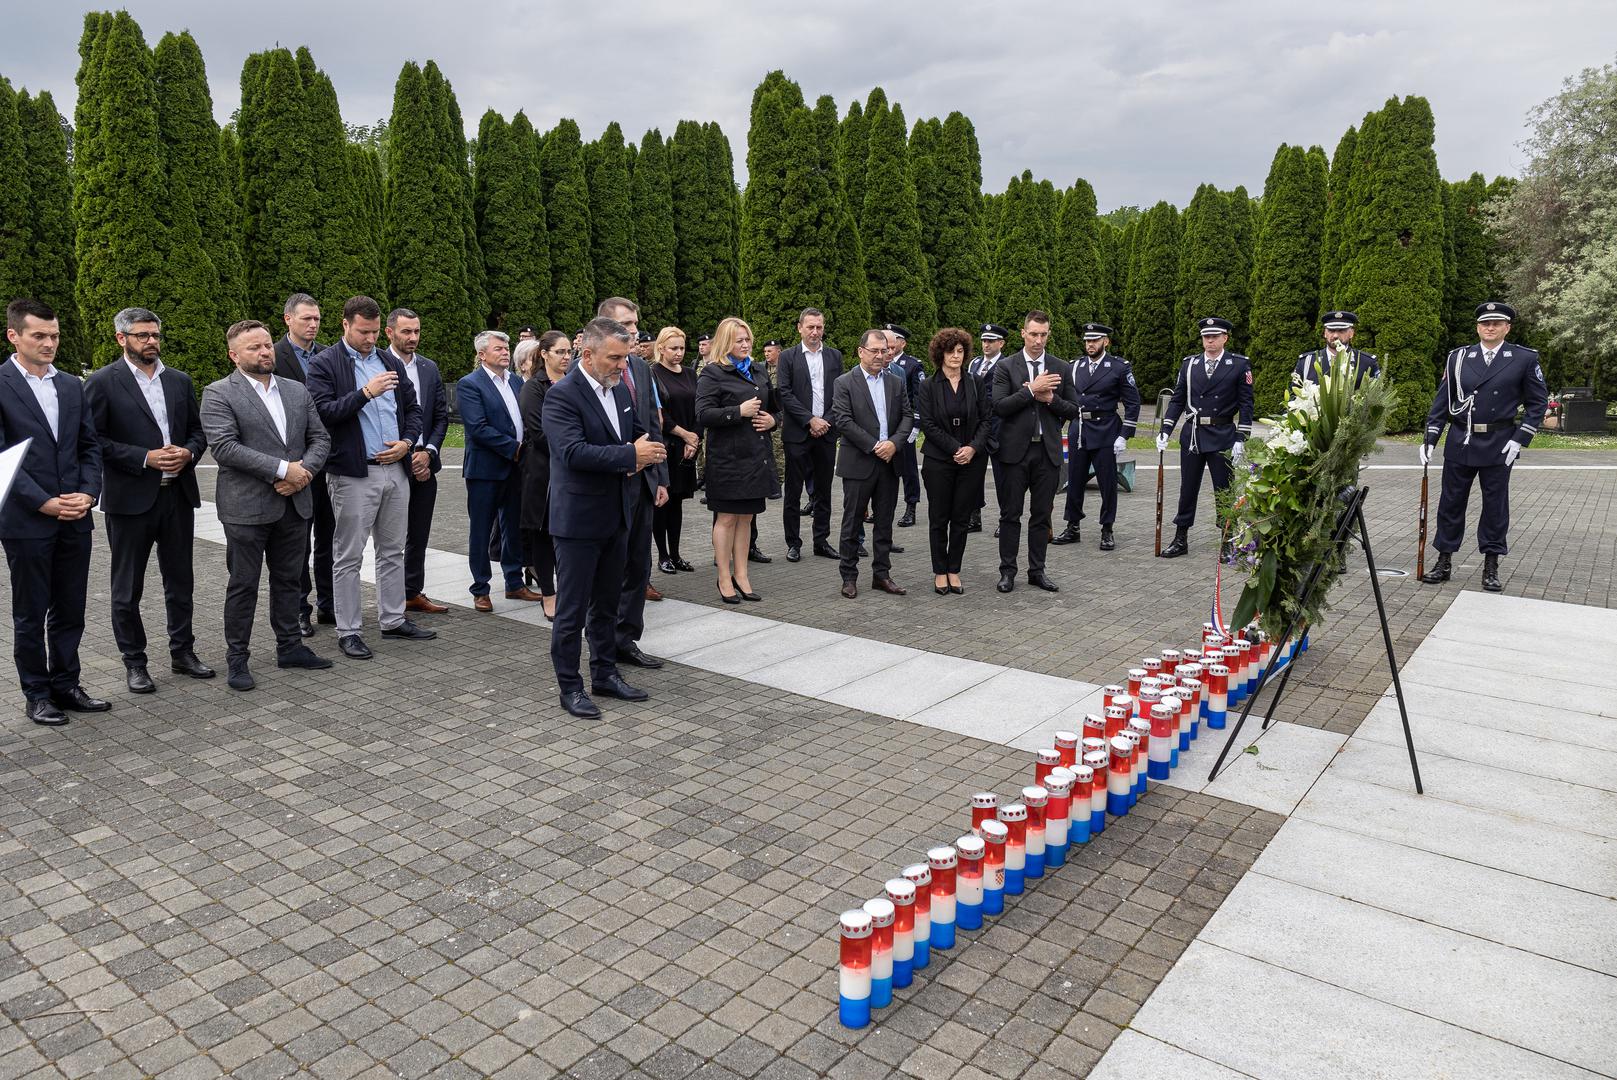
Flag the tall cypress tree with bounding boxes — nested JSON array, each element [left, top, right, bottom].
[[539, 119, 594, 332], [1249, 144, 1327, 411], [428, 62, 486, 341], [860, 100, 936, 338], [474, 109, 549, 333], [0, 77, 33, 309], [1174, 184, 1247, 355], [1123, 200, 1181, 393], [711, 121, 742, 317], [909, 116, 944, 299], [73, 11, 169, 369], [349, 142, 386, 284], [930, 112, 985, 332], [299, 50, 383, 319], [239, 48, 321, 327], [980, 191, 1004, 314], [1098, 221, 1123, 329], [632, 129, 677, 330], [815, 95, 871, 352], [670, 119, 731, 334], [1442, 173, 1490, 349], [1054, 178, 1104, 355], [1226, 184, 1256, 343], [1336, 96, 1445, 430], [13, 90, 86, 369], [990, 172, 1056, 348], [838, 100, 870, 242], [588, 121, 636, 301], [1318, 125, 1357, 317]]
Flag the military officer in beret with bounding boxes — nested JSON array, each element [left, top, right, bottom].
[[967, 324, 1009, 533], [1419, 301, 1547, 593], [1295, 310, 1380, 389], [1156, 317, 1254, 558], [885, 324, 925, 527], [1053, 323, 1140, 551]]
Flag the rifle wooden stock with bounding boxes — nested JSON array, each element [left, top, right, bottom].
[[1154, 445, 1165, 556], [1417, 460, 1429, 578]]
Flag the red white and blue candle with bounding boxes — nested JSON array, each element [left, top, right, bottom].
[[1222, 644, 1245, 705], [980, 819, 1007, 916], [1084, 713, 1107, 748], [1161, 648, 1182, 674], [1177, 663, 1204, 739], [1127, 719, 1151, 800], [1107, 736, 1133, 817], [1206, 663, 1230, 729], [838, 909, 873, 1028], [970, 792, 998, 836], [1021, 786, 1047, 879], [1042, 769, 1072, 865], [997, 803, 1027, 895], [884, 878, 915, 988], [1127, 668, 1146, 700], [1104, 703, 1131, 741], [1054, 730, 1079, 768], [955, 836, 985, 930], [862, 897, 894, 1009], [1149, 702, 1176, 780], [1141, 657, 1161, 682], [1084, 750, 1109, 833], [902, 863, 932, 969], [1170, 687, 1195, 763], [927, 846, 957, 951]]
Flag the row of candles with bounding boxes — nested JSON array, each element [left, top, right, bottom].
[[835, 623, 1308, 1027]]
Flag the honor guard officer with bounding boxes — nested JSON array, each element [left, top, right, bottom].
[[968, 324, 1009, 533], [1295, 311, 1380, 388], [1419, 301, 1547, 593], [1053, 323, 1140, 551], [885, 325, 925, 527], [1156, 317, 1254, 558]]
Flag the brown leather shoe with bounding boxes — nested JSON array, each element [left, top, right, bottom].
[[645, 584, 663, 602], [840, 581, 858, 599], [406, 594, 449, 614], [474, 595, 494, 613], [505, 587, 544, 602], [872, 577, 907, 595]]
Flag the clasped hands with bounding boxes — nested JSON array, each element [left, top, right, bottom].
[[738, 395, 774, 432], [1029, 371, 1061, 402], [40, 493, 95, 521], [144, 444, 193, 472], [274, 460, 314, 497]]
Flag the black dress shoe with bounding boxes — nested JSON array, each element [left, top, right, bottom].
[[731, 579, 762, 601], [856, 543, 869, 557], [1051, 524, 1080, 545], [227, 661, 256, 691], [1028, 571, 1060, 593], [659, 558, 678, 574], [948, 584, 964, 595], [298, 613, 316, 638], [381, 620, 437, 640], [1420, 552, 1452, 584], [967, 511, 982, 533], [813, 542, 839, 559], [1099, 527, 1116, 551], [277, 645, 333, 670], [170, 651, 215, 679], [890, 544, 905, 554], [993, 526, 1001, 538], [841, 580, 858, 599], [592, 674, 649, 701], [748, 547, 773, 564], [619, 643, 665, 669], [997, 572, 1015, 593], [52, 687, 111, 712], [674, 558, 695, 572], [1159, 527, 1189, 559], [317, 611, 338, 625], [1482, 553, 1503, 592], [560, 691, 601, 718], [26, 699, 68, 726], [717, 582, 742, 605], [126, 666, 155, 694], [897, 506, 916, 528], [339, 635, 373, 659], [872, 577, 906, 595], [786, 546, 802, 562]]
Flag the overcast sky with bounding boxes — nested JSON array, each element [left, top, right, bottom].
[[6, 1, 1614, 210]]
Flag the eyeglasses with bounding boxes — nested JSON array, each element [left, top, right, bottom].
[[123, 331, 162, 341]]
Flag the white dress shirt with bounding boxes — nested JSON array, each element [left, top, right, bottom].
[[126, 358, 178, 478], [483, 364, 523, 442], [245, 374, 292, 480], [804, 347, 826, 416], [864, 369, 889, 442], [10, 356, 60, 440], [402, 355, 424, 438], [580, 366, 622, 440]]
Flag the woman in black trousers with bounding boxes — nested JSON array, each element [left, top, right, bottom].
[[918, 327, 990, 595], [651, 326, 701, 573], [517, 330, 572, 620], [695, 316, 777, 603]]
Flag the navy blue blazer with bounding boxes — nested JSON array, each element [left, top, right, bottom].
[[457, 365, 526, 482], [305, 342, 422, 478], [1067, 353, 1142, 449], [383, 349, 449, 473], [1295, 347, 1379, 388], [540, 368, 644, 540], [1424, 341, 1548, 468], [1160, 352, 1255, 453], [0, 359, 104, 539]]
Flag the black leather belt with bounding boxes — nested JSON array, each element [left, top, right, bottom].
[[1196, 415, 1236, 426], [1081, 410, 1116, 421]]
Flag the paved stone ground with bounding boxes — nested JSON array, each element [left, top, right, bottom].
[[0, 534, 1280, 1079]]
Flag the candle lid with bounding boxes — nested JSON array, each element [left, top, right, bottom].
[[1083, 749, 1109, 768], [971, 792, 999, 809], [902, 863, 931, 887], [1127, 717, 1151, 735], [1021, 785, 1048, 807], [1210, 663, 1230, 676], [1109, 735, 1133, 754], [997, 803, 1027, 822], [1042, 772, 1073, 796], [863, 897, 894, 926], [1104, 703, 1130, 719], [840, 910, 872, 937], [980, 819, 1007, 842], [884, 878, 915, 904], [1036, 748, 1061, 765], [1072, 764, 1094, 783], [956, 835, 985, 858], [1152, 703, 1177, 720], [927, 845, 958, 869], [1054, 730, 1078, 747]]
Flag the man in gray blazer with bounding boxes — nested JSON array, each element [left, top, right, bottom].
[[201, 320, 335, 690], [832, 328, 912, 599]]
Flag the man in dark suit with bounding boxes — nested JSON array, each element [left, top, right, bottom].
[[777, 307, 843, 562], [1052, 323, 1141, 552], [203, 320, 335, 690], [1156, 316, 1256, 559], [594, 298, 669, 669], [306, 295, 433, 659], [381, 307, 450, 615], [541, 316, 667, 719], [967, 323, 1009, 534], [992, 310, 1080, 593], [832, 329, 912, 599], [84, 307, 213, 694], [459, 329, 542, 613], [272, 292, 334, 635], [0, 298, 107, 725], [885, 325, 925, 528], [1295, 310, 1380, 389]]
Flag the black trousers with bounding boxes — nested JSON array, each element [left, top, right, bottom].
[[653, 497, 686, 562], [521, 528, 556, 594], [223, 503, 308, 662], [614, 492, 653, 652], [301, 471, 335, 617], [552, 533, 627, 695], [1174, 446, 1234, 528], [783, 434, 836, 549], [923, 456, 987, 574], [896, 439, 920, 505], [1434, 461, 1512, 555], [105, 485, 196, 667], [404, 471, 437, 599], [4, 525, 92, 702], [983, 453, 1003, 511], [840, 466, 899, 582], [997, 451, 1060, 574], [1064, 442, 1119, 527]]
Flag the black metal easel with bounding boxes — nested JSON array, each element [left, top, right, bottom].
[[1205, 486, 1423, 793]]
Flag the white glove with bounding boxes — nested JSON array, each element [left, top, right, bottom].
[[1113, 436, 1127, 454], [907, 428, 920, 444], [1419, 443, 1433, 466], [1232, 442, 1245, 463], [1503, 439, 1521, 466], [1155, 433, 1169, 453]]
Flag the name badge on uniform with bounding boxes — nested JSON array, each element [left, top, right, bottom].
[[1224, 358, 1231, 366], [1103, 361, 1110, 368], [1503, 351, 1513, 358]]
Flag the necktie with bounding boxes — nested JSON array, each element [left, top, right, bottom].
[[623, 362, 637, 405], [1483, 349, 1496, 367], [1030, 358, 1042, 381]]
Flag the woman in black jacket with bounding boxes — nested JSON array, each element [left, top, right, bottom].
[[517, 330, 572, 620], [918, 327, 990, 595], [651, 326, 701, 573], [695, 316, 777, 603]]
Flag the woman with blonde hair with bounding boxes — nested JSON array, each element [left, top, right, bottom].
[[695, 317, 777, 602], [651, 327, 701, 573]]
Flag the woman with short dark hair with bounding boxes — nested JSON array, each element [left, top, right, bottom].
[[918, 327, 989, 594], [516, 330, 573, 620]]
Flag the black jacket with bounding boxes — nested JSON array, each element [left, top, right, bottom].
[[305, 342, 423, 478], [518, 376, 553, 531], [696, 362, 778, 501], [917, 370, 990, 463], [992, 350, 1080, 466], [83, 360, 205, 514], [775, 342, 843, 443], [273, 334, 322, 384]]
